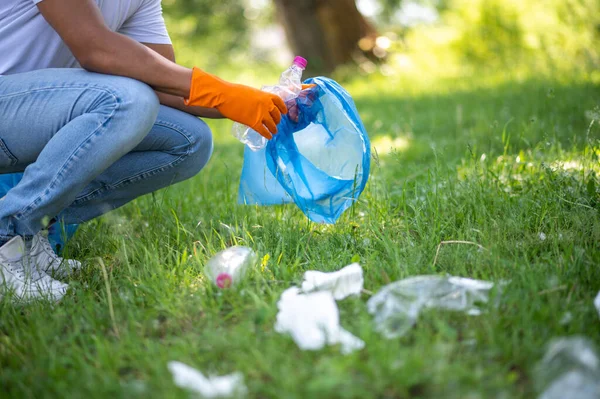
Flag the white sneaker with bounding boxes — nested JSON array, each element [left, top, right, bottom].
[[0, 236, 68, 303], [30, 230, 81, 279]]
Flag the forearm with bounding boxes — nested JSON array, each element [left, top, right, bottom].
[[80, 32, 191, 98], [156, 92, 224, 119], [36, 0, 283, 137]]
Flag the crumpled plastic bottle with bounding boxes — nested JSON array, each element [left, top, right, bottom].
[[232, 56, 307, 151], [535, 336, 600, 399], [204, 246, 257, 288], [366, 275, 495, 338]]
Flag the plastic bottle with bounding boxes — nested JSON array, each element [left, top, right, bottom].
[[204, 246, 258, 288], [232, 56, 308, 151], [367, 275, 495, 339]]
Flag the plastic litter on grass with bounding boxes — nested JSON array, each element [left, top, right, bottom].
[[535, 337, 600, 399], [301, 262, 363, 300], [274, 287, 364, 354], [204, 246, 257, 288], [366, 275, 496, 339], [168, 361, 247, 398]]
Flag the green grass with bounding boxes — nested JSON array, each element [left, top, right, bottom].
[[1, 68, 599, 398]]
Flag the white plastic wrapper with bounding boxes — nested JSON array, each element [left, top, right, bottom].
[[168, 361, 247, 398], [301, 263, 363, 300], [274, 287, 364, 354]]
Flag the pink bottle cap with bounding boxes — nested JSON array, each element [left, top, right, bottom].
[[216, 273, 233, 288], [293, 56, 308, 69]]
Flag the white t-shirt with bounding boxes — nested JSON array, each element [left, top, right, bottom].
[[0, 0, 171, 75]]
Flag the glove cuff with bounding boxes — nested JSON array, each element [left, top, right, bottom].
[[184, 67, 229, 107]]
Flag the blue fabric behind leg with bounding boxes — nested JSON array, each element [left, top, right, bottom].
[[0, 173, 23, 194], [0, 173, 78, 254]]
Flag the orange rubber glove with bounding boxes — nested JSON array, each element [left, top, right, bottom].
[[184, 67, 287, 139]]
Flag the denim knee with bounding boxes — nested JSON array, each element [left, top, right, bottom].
[[103, 77, 160, 146], [174, 115, 214, 181]]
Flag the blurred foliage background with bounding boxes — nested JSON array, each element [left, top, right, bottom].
[[161, 0, 600, 81]]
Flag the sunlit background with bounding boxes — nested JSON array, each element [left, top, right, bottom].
[[161, 0, 600, 81], [160, 0, 600, 166]]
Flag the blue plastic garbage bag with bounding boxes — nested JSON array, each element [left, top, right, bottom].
[[238, 77, 370, 224], [0, 173, 78, 254]]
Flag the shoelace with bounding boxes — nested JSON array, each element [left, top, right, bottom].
[[23, 257, 47, 281], [7, 260, 26, 280], [2, 256, 44, 282], [38, 234, 62, 262]]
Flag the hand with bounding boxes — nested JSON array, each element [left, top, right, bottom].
[[185, 67, 287, 139]]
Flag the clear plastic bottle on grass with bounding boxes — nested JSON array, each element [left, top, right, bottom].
[[204, 246, 258, 288], [232, 56, 308, 151]]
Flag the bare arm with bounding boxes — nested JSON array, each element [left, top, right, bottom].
[[142, 43, 224, 119], [37, 0, 191, 98]]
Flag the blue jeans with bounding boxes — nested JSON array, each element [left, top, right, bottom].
[[0, 173, 78, 254], [0, 68, 213, 244]]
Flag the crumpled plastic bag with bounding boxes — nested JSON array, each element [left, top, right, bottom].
[[238, 77, 371, 224], [274, 287, 364, 354], [301, 263, 363, 300], [367, 275, 495, 339], [168, 361, 247, 398]]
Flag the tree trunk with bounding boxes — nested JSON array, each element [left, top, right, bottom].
[[273, 0, 378, 75]]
